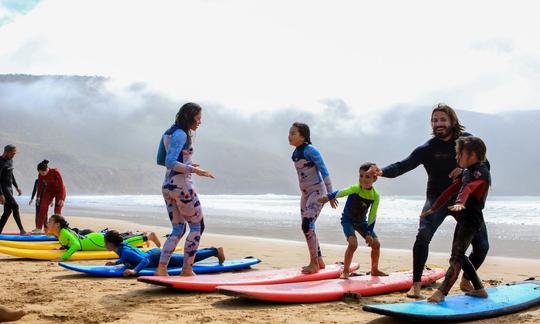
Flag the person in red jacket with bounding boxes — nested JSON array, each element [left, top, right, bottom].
[[33, 160, 66, 233]]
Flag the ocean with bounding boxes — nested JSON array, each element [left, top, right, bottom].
[[18, 194, 540, 259]]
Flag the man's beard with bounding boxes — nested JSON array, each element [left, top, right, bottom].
[[433, 126, 452, 139]]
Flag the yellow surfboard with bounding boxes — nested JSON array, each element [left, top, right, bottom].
[[0, 246, 180, 261], [0, 240, 61, 250]]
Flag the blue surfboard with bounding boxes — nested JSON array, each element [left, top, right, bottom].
[[363, 280, 540, 322], [59, 257, 261, 277], [0, 234, 57, 241]]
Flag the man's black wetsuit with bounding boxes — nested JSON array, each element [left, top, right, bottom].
[[0, 156, 24, 233]]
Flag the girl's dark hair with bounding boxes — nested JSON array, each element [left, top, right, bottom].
[[104, 230, 123, 247], [456, 136, 487, 162], [49, 214, 69, 229], [292, 122, 312, 144], [431, 103, 465, 138], [37, 159, 50, 171], [175, 102, 202, 146]]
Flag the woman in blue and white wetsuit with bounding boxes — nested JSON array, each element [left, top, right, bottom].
[[154, 102, 214, 277], [289, 122, 337, 274]]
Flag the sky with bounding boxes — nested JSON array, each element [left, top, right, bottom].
[[1, 0, 540, 115]]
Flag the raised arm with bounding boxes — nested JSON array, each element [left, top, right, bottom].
[[380, 145, 425, 178]]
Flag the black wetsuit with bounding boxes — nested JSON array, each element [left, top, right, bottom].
[[381, 132, 490, 282], [429, 162, 491, 295], [0, 156, 25, 233]]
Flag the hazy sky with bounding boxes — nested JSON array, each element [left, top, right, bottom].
[[1, 0, 540, 115]]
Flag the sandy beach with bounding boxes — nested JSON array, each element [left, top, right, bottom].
[[1, 213, 539, 323]]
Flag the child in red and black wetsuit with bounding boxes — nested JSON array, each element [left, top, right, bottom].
[[421, 136, 491, 303], [33, 160, 66, 233]]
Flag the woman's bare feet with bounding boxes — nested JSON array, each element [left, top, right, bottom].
[[217, 247, 226, 264], [466, 288, 488, 298], [370, 269, 389, 276], [301, 263, 320, 274], [460, 278, 474, 292], [146, 232, 161, 247], [427, 290, 445, 303], [406, 282, 424, 299], [153, 265, 169, 277], [180, 268, 196, 277], [0, 305, 26, 322]]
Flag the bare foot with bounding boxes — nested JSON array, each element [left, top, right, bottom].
[[302, 264, 320, 274], [460, 278, 474, 292], [466, 288, 488, 298], [217, 247, 226, 264], [147, 232, 161, 248], [180, 268, 196, 277], [153, 266, 169, 277], [31, 228, 43, 234], [19, 230, 29, 236], [406, 282, 424, 299], [318, 257, 326, 269], [0, 305, 26, 322], [427, 290, 445, 303], [340, 271, 350, 279], [370, 269, 389, 276]]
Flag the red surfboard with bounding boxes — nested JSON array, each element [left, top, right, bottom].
[[217, 268, 445, 303], [138, 263, 359, 292]]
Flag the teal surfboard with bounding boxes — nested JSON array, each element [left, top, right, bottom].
[[59, 257, 261, 277], [363, 280, 540, 322]]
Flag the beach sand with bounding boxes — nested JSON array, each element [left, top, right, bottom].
[[1, 214, 539, 323]]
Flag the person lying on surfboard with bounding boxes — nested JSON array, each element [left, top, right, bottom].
[[420, 136, 490, 303], [103, 230, 226, 277], [319, 162, 388, 279], [45, 214, 161, 262]]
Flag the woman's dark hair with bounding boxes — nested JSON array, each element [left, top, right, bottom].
[[104, 230, 123, 247], [49, 214, 69, 229], [292, 122, 312, 144], [175, 102, 202, 146], [431, 103, 465, 138], [37, 159, 50, 172]]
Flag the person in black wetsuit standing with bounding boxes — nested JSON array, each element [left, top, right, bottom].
[[0, 145, 28, 235], [368, 103, 490, 298]]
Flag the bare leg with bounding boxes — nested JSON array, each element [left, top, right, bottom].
[[146, 231, 161, 248], [341, 236, 357, 279], [0, 305, 25, 322], [217, 247, 226, 264], [370, 238, 388, 276]]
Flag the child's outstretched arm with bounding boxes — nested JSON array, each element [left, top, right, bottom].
[[420, 179, 462, 218]]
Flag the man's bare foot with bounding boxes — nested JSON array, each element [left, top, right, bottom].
[[180, 268, 196, 277], [302, 264, 320, 274], [427, 290, 445, 303], [217, 247, 226, 264], [147, 232, 161, 248], [0, 305, 26, 322], [340, 271, 350, 279], [370, 269, 389, 276], [466, 288, 488, 298], [19, 230, 29, 236], [153, 266, 169, 277], [460, 278, 474, 292], [31, 228, 42, 234], [318, 257, 326, 269], [406, 282, 424, 299]]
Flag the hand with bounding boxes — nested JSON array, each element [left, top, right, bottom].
[[365, 235, 374, 247], [0, 195, 5, 205], [367, 165, 383, 177], [191, 163, 200, 168], [105, 261, 116, 266], [58, 200, 64, 207], [317, 196, 329, 204], [420, 209, 434, 218], [449, 167, 462, 180], [16, 188, 22, 196], [329, 198, 339, 209], [123, 269, 136, 277], [193, 167, 215, 179], [52, 257, 63, 262], [29, 199, 34, 206], [448, 203, 466, 212]]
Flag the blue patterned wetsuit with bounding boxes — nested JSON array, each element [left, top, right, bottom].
[[157, 125, 204, 270], [292, 143, 333, 259], [381, 132, 490, 282]]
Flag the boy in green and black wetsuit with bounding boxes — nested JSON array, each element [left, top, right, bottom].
[[319, 162, 388, 278]]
